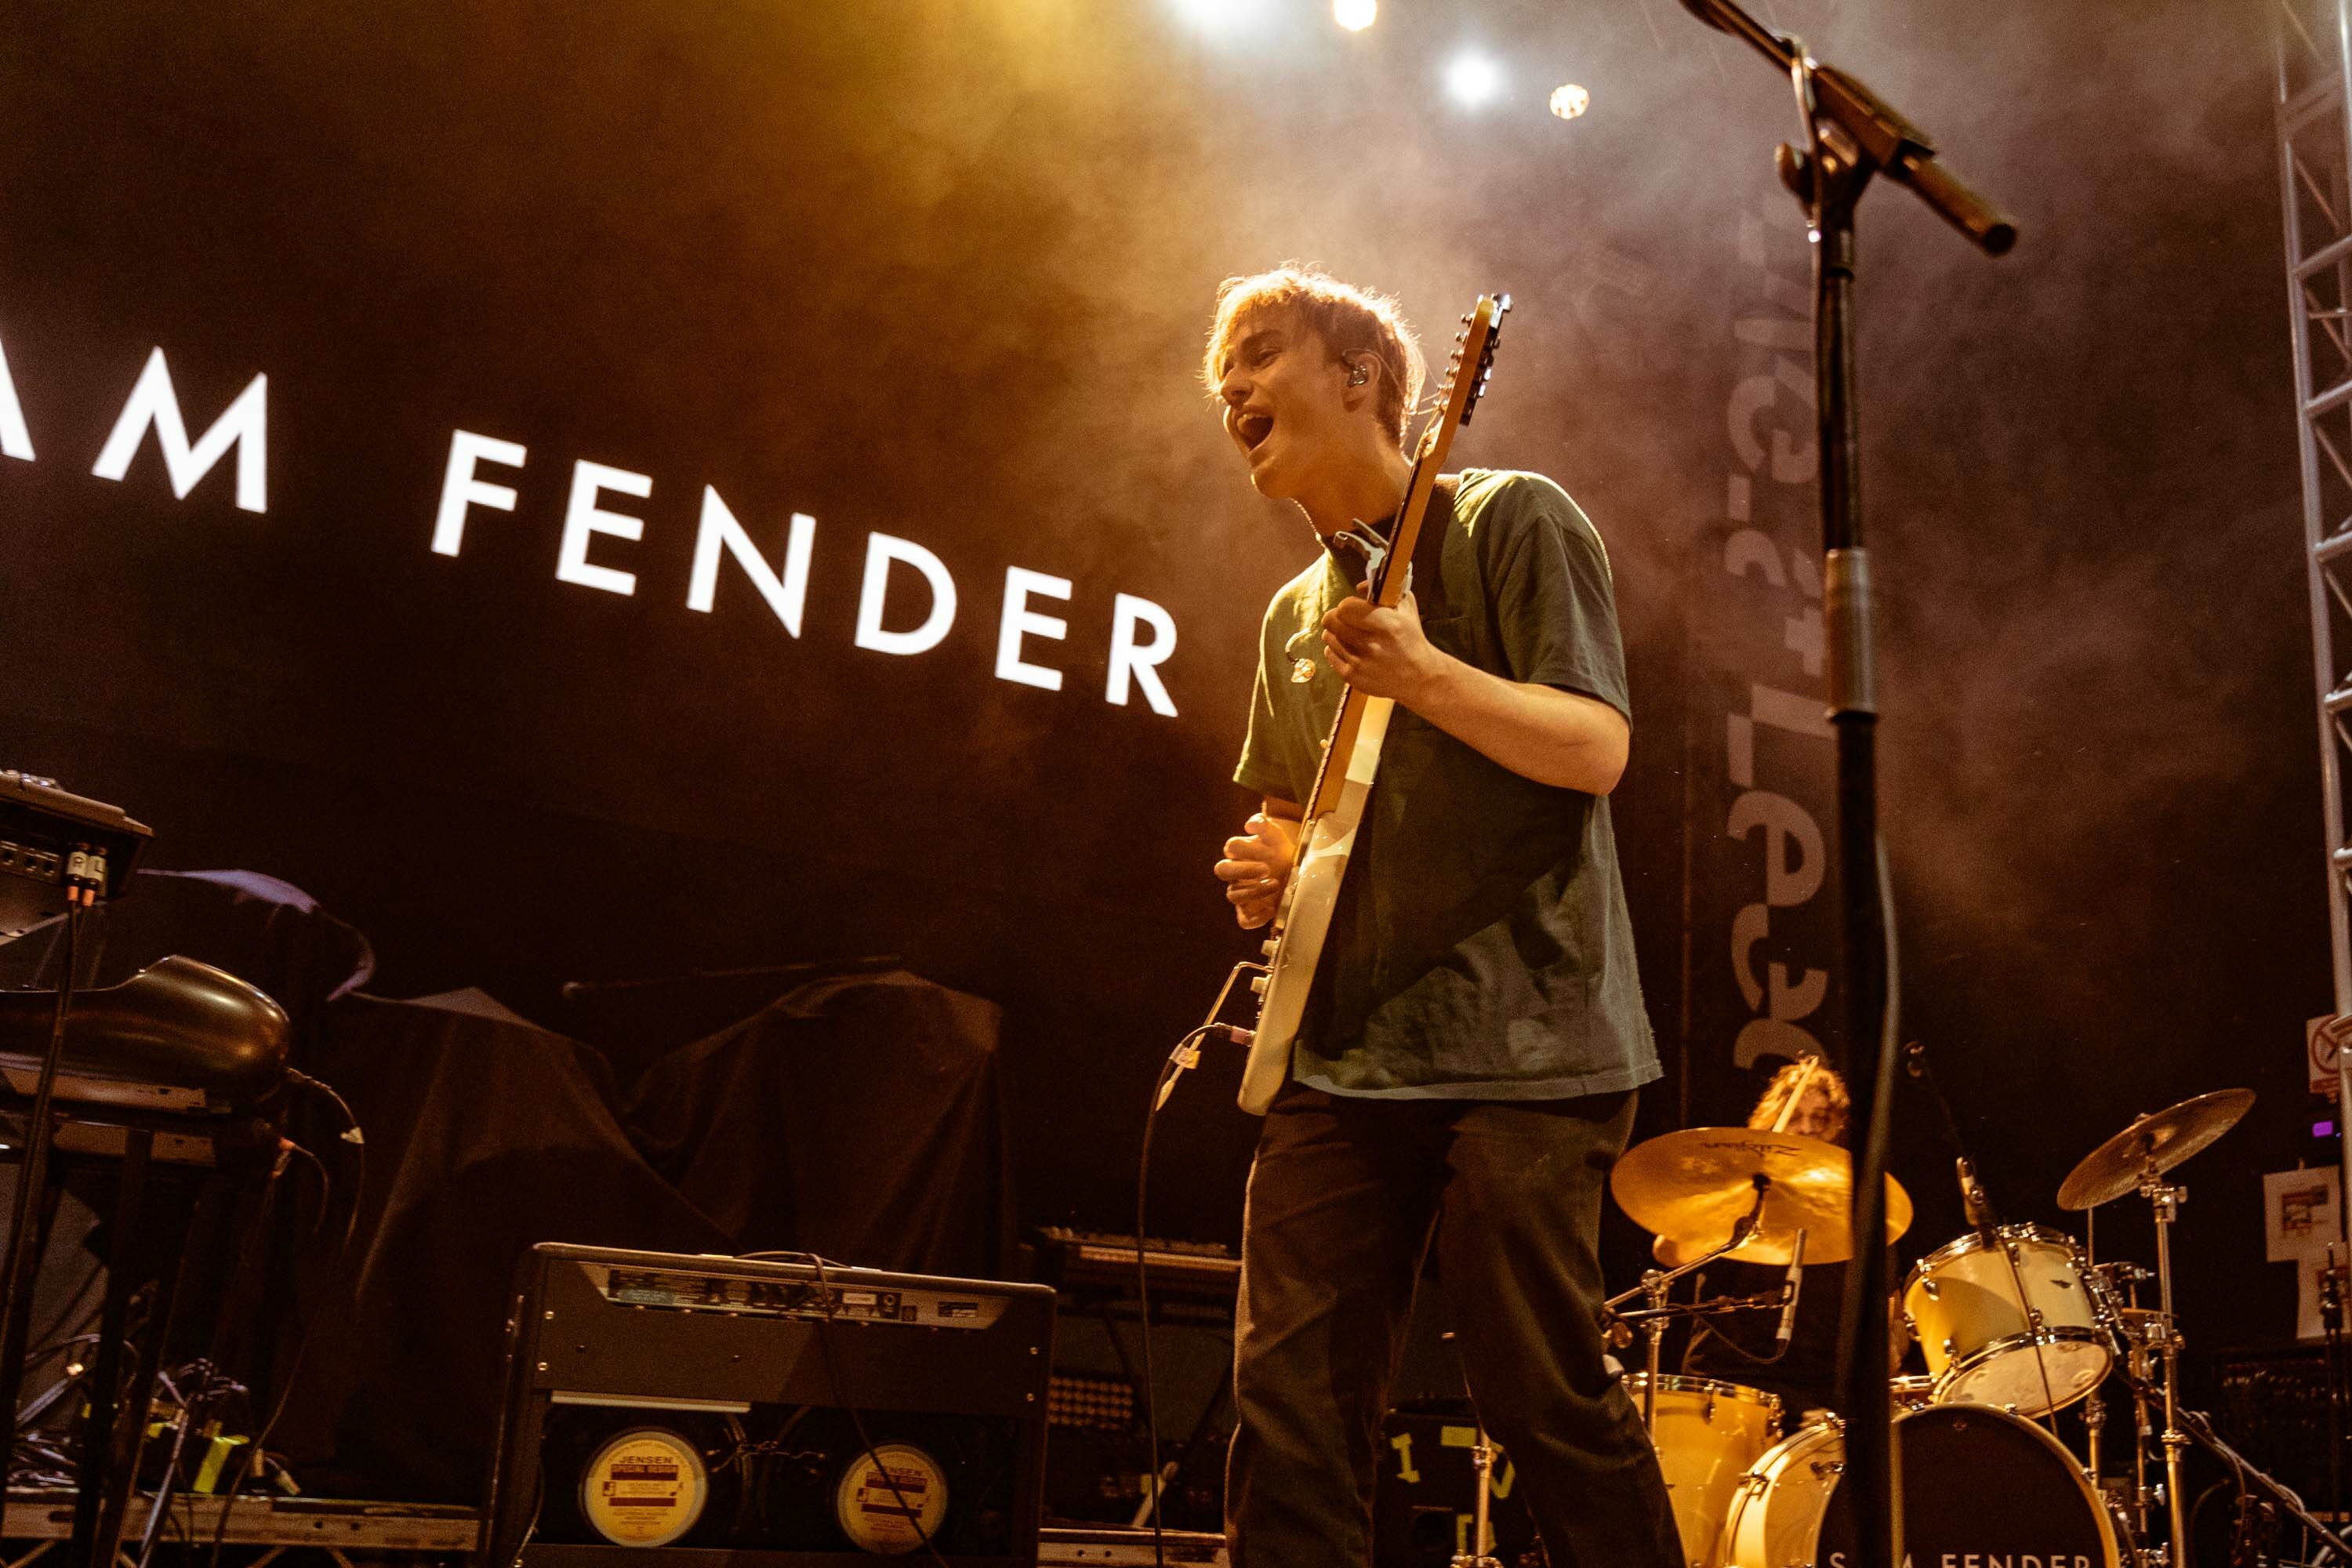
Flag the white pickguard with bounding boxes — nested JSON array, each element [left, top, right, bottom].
[[1237, 697, 1393, 1114]]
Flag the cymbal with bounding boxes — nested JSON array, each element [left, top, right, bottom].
[[1610, 1127, 1913, 1268], [2056, 1087, 2255, 1210]]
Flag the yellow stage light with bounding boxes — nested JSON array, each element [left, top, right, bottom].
[[1334, 0, 1377, 31], [1550, 83, 1592, 120]]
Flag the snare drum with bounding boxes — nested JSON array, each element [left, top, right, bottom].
[[1902, 1224, 2111, 1415], [1621, 1374, 1783, 1568], [1719, 1404, 2121, 1568]]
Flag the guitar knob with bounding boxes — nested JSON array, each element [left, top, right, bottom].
[[1249, 975, 1269, 996], [1261, 938, 1279, 957]]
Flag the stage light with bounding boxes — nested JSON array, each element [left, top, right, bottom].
[[1444, 52, 1503, 108], [1334, 0, 1377, 31], [1171, 0, 1261, 33], [1550, 83, 1591, 120]]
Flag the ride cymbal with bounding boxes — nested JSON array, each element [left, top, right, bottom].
[[1610, 1126, 1912, 1267], [2056, 1087, 2255, 1210]]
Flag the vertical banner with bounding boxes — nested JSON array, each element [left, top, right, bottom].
[[1682, 198, 1843, 1128]]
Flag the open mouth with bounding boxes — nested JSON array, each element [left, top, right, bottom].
[[1237, 412, 1275, 452]]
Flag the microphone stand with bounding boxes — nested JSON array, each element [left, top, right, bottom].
[[1904, 1043, 1999, 1241], [1664, 7, 2015, 1568]]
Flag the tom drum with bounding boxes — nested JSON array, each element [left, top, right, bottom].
[[1902, 1224, 2111, 1416], [1621, 1374, 1783, 1568]]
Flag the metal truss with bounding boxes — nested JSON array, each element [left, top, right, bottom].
[[2281, 0, 2352, 1215]]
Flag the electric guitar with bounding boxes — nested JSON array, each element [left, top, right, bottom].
[[1236, 292, 1510, 1114]]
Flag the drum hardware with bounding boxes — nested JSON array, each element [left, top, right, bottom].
[[2082, 1380, 2108, 1502], [1888, 1375, 1936, 1414], [2058, 1091, 2252, 1568], [1445, 1425, 1502, 1568], [1430, 1338, 1504, 1568], [2058, 1088, 2310, 1568], [2141, 1171, 2191, 1568], [1601, 1182, 1786, 1433]]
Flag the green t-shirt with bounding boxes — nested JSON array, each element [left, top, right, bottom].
[[1233, 468, 1661, 1100]]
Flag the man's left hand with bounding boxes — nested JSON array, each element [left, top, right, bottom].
[[1321, 589, 1448, 705]]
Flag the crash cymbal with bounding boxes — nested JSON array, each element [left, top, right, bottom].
[[1610, 1127, 1913, 1268], [2056, 1087, 2255, 1210]]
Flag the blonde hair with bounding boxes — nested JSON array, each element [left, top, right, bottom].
[[1201, 267, 1427, 445], [1748, 1058, 1853, 1145]]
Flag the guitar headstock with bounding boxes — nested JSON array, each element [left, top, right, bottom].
[[1416, 292, 1512, 459]]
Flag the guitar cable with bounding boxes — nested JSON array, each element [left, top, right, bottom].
[[1134, 1016, 1251, 1568], [735, 1249, 953, 1568]]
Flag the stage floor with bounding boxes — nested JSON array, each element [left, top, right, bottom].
[[0, 1494, 1229, 1568]]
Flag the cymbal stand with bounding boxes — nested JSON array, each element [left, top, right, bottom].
[[2131, 1339, 2154, 1553], [1642, 1272, 1666, 1428], [1449, 1428, 1503, 1568], [2081, 1385, 2105, 1504], [2137, 1167, 2188, 1568], [2116, 1184, 2349, 1568]]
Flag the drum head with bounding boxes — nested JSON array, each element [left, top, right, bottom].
[[1811, 1406, 2115, 1568]]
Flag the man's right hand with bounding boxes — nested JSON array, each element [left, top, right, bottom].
[[1214, 811, 1300, 929]]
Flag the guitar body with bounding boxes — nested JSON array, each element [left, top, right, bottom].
[[1233, 292, 1509, 1115], [1238, 698, 1392, 1114]]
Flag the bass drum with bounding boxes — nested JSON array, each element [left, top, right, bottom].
[[1719, 1405, 2119, 1568]]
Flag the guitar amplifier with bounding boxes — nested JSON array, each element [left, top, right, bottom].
[[1372, 1406, 1539, 1568], [481, 1243, 1054, 1568]]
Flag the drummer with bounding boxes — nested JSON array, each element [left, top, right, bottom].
[[1681, 1059, 1907, 1417]]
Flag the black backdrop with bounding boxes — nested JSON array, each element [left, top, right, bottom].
[[0, 0, 2329, 1385]]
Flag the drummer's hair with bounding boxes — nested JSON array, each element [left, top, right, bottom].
[[1749, 1058, 1852, 1145]]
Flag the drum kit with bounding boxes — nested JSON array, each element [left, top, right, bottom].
[[1581, 1083, 2341, 1568]]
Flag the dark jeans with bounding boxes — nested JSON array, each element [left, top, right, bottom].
[[1224, 1083, 1679, 1568]]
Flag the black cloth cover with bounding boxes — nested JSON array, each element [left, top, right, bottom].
[[271, 992, 734, 1501], [624, 968, 1017, 1279], [0, 873, 1020, 1504]]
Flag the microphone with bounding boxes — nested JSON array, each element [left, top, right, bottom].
[[1956, 1156, 1996, 1235], [1775, 1229, 1807, 1351]]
